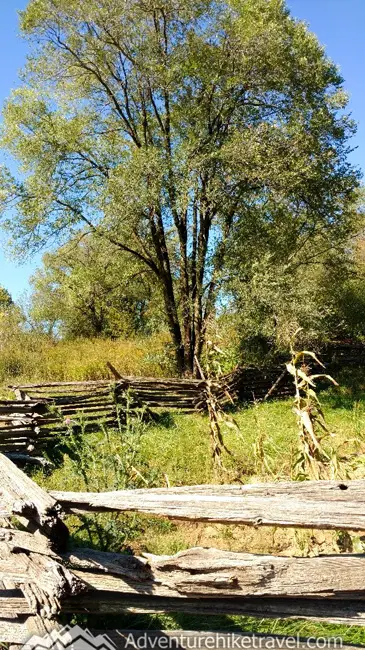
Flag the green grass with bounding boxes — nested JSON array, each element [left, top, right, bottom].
[[30, 369, 365, 644]]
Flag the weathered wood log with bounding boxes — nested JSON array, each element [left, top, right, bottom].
[[11, 377, 205, 411], [53, 400, 116, 415], [51, 479, 365, 530], [0, 403, 47, 415], [0, 616, 61, 643], [0, 453, 69, 550], [0, 427, 35, 437], [0, 416, 37, 423], [0, 590, 32, 618], [0, 442, 32, 453], [41, 391, 112, 403], [12, 376, 203, 389], [63, 546, 365, 600], [63, 592, 365, 626], [11, 380, 112, 389], [0, 460, 85, 627], [0, 527, 56, 557], [0, 550, 83, 618]]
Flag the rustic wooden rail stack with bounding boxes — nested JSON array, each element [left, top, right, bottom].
[[11, 376, 206, 410], [0, 377, 210, 458], [2, 369, 291, 458], [223, 342, 365, 403], [1, 452, 365, 646]]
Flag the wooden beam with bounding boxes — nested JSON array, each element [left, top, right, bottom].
[[0, 453, 69, 550], [0, 616, 61, 644], [0, 551, 83, 618], [63, 546, 365, 600], [0, 527, 56, 557], [51, 479, 365, 530], [63, 592, 365, 626], [11, 376, 203, 389], [0, 591, 32, 618]]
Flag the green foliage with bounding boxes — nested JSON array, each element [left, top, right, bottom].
[[0, 0, 361, 372], [29, 233, 162, 338], [227, 230, 365, 356], [327, 232, 365, 340], [39, 392, 162, 551], [0, 285, 13, 311]]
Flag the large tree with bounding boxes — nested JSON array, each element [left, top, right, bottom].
[[0, 0, 360, 373]]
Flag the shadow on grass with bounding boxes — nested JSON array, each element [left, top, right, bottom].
[[154, 410, 176, 428], [319, 367, 365, 411]]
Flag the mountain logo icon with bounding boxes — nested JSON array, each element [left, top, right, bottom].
[[22, 625, 117, 650]]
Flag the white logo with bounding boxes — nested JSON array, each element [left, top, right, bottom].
[[22, 625, 116, 650]]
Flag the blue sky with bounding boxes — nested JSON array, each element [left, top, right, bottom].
[[0, 0, 364, 299], [0, 0, 43, 299]]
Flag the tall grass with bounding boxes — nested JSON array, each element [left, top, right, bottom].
[[0, 330, 176, 385]]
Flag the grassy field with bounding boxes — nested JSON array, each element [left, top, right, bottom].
[[29, 367, 365, 644]]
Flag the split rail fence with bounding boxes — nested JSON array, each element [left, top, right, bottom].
[[1, 340, 364, 459], [0, 452, 365, 646], [0, 377, 209, 460]]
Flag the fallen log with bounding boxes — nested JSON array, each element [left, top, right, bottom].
[[5, 453, 54, 469], [51, 479, 365, 530]]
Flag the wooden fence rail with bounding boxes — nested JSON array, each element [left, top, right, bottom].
[[50, 479, 365, 530], [0, 377, 210, 457], [0, 452, 365, 645], [11, 376, 207, 410]]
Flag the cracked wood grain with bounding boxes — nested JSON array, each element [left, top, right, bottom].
[[51, 479, 365, 530]]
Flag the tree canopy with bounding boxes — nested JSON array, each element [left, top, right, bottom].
[[0, 0, 361, 373]]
